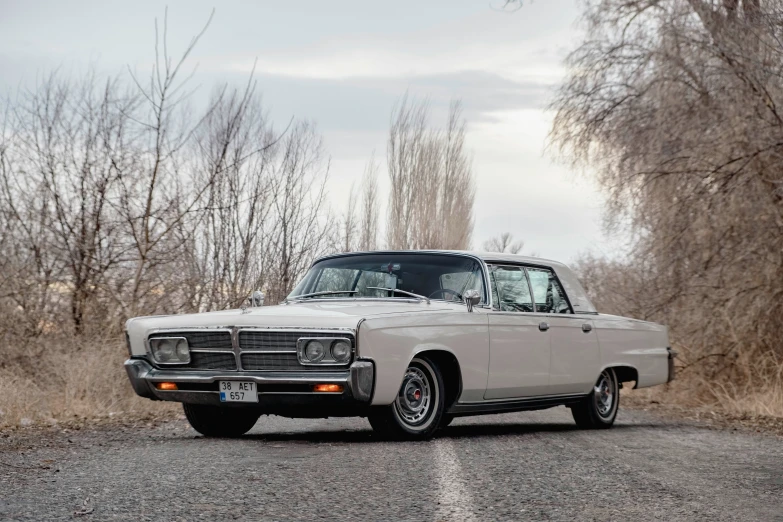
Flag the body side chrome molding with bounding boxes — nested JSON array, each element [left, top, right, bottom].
[[448, 393, 586, 417]]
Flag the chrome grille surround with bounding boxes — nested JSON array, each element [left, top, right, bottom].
[[146, 328, 354, 372]]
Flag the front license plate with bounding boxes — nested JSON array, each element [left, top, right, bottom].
[[219, 381, 258, 403]]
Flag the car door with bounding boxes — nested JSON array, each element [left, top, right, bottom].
[[526, 266, 601, 395], [484, 265, 551, 399]]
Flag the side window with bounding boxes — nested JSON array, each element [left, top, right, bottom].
[[489, 265, 534, 312], [526, 267, 572, 314]]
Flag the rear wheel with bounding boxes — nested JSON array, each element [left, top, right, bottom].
[[183, 403, 260, 437], [368, 356, 445, 440], [571, 368, 619, 429]]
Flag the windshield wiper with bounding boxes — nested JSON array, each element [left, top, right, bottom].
[[366, 287, 431, 303], [287, 290, 358, 302]]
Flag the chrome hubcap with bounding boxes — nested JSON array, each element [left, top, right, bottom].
[[594, 372, 614, 417], [395, 366, 432, 425]]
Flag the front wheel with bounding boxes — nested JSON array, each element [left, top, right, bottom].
[[571, 368, 619, 429], [183, 403, 260, 437], [368, 356, 445, 440]]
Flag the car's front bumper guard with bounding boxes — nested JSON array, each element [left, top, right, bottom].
[[124, 358, 375, 404]]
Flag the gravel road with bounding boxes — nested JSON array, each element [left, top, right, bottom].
[[1, 406, 781, 521]]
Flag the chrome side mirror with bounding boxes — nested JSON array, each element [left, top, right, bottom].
[[464, 289, 480, 312], [250, 290, 265, 307]]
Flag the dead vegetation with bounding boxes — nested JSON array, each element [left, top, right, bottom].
[[0, 13, 478, 429], [556, 0, 783, 418], [0, 338, 176, 428]]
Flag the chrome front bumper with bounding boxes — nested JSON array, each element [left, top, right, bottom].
[[124, 358, 375, 410]]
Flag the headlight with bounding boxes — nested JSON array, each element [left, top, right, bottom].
[[149, 337, 190, 364], [304, 340, 325, 362], [298, 337, 353, 365], [331, 340, 351, 363]]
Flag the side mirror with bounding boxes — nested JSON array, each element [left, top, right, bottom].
[[463, 289, 480, 312], [250, 290, 265, 307]]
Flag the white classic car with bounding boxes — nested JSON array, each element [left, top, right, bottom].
[[125, 251, 675, 440]]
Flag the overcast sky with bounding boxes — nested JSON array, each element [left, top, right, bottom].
[[0, 0, 621, 264]]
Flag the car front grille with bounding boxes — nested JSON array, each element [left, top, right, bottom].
[[189, 351, 237, 371], [183, 331, 233, 350], [241, 352, 334, 371], [238, 331, 301, 352], [147, 329, 353, 372]]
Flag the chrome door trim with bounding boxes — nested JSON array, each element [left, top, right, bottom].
[[457, 391, 585, 405]]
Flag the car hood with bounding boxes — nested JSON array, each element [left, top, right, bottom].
[[126, 299, 459, 339]]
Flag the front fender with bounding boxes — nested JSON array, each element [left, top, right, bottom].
[[357, 312, 489, 406]]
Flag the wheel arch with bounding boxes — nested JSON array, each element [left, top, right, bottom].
[[601, 364, 639, 389], [411, 349, 464, 411]]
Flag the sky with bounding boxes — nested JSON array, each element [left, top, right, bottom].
[[0, 0, 622, 264]]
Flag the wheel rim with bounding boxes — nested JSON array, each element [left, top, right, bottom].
[[393, 361, 437, 430], [594, 370, 615, 418]]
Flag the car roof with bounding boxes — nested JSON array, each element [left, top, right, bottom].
[[315, 249, 568, 270]]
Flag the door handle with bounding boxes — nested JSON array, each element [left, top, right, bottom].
[[538, 322, 549, 332], [582, 323, 592, 333]]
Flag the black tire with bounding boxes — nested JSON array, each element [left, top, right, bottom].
[[183, 403, 260, 437], [440, 414, 455, 429], [368, 356, 445, 440], [571, 368, 619, 429]]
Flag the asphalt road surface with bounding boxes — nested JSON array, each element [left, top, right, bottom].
[[1, 406, 781, 521]]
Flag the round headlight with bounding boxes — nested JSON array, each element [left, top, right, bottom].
[[156, 339, 175, 362], [305, 340, 325, 362], [175, 339, 189, 361], [331, 341, 351, 363]]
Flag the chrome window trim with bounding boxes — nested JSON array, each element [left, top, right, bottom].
[[485, 262, 575, 314], [488, 312, 593, 319]]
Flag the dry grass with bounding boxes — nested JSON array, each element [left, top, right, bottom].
[[624, 351, 783, 427], [0, 335, 175, 429]]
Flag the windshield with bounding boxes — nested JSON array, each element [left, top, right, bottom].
[[289, 253, 487, 304]]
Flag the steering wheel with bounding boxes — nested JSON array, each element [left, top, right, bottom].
[[429, 288, 463, 301]]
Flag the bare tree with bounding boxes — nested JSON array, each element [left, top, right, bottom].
[[551, 0, 783, 400], [386, 95, 475, 250], [358, 154, 380, 251], [439, 101, 474, 249], [111, 10, 229, 318], [0, 71, 141, 334], [339, 183, 358, 253], [264, 121, 333, 304], [386, 94, 427, 250], [483, 232, 524, 254], [0, 10, 333, 339], [187, 86, 278, 311]]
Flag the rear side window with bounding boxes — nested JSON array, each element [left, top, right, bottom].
[[526, 267, 572, 314]]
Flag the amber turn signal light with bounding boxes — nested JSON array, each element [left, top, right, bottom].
[[313, 383, 343, 393], [155, 382, 178, 391]]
